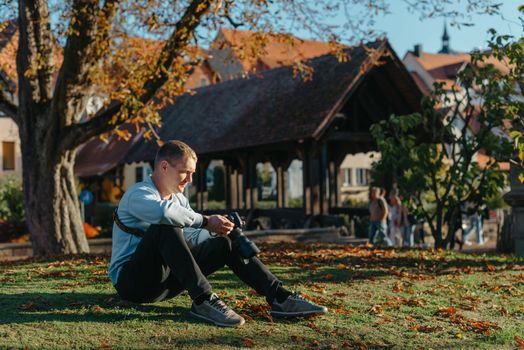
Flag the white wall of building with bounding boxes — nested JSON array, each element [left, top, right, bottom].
[[122, 161, 152, 191], [339, 152, 380, 203]]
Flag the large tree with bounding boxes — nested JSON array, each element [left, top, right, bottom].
[[0, 0, 505, 255]]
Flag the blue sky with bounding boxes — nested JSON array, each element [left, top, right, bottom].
[[283, 1, 523, 58], [373, 1, 523, 57]]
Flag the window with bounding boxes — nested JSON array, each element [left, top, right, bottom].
[[343, 168, 352, 186], [2, 142, 15, 170], [356, 168, 368, 186]]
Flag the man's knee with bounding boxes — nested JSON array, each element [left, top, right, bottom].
[[147, 224, 185, 245], [214, 235, 233, 252]]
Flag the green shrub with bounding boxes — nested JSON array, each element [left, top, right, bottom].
[[0, 176, 25, 223]]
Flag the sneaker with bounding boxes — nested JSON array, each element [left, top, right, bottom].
[[271, 292, 328, 318], [189, 293, 245, 327]]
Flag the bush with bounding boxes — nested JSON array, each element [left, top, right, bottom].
[[0, 177, 25, 223], [0, 177, 27, 242]]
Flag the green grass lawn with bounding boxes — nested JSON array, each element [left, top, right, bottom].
[[1, 243, 523, 350]]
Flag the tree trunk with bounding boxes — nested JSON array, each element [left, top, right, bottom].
[[22, 146, 89, 255]]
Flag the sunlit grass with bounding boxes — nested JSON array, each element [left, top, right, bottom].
[[0, 243, 523, 349]]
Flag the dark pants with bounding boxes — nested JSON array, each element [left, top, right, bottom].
[[115, 224, 282, 304]]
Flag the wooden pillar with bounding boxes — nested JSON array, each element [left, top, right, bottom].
[[243, 154, 252, 209], [319, 143, 329, 215], [195, 159, 210, 211], [229, 168, 239, 209], [236, 170, 244, 209], [303, 148, 311, 215], [276, 165, 288, 208], [303, 143, 321, 216], [328, 160, 338, 210], [247, 155, 258, 209], [225, 162, 232, 210], [328, 146, 347, 211], [271, 155, 292, 209], [226, 158, 244, 210]]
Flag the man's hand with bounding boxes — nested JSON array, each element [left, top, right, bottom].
[[206, 215, 234, 235]]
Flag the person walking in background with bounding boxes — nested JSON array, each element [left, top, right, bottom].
[[368, 187, 390, 246], [398, 197, 414, 247], [388, 196, 401, 246], [463, 208, 485, 245]]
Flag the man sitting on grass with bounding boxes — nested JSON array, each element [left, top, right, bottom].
[[108, 140, 327, 327]]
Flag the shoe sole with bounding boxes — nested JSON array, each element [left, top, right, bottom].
[[189, 310, 245, 327], [271, 308, 328, 318]]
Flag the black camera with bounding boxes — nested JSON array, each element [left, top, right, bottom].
[[226, 212, 260, 259]]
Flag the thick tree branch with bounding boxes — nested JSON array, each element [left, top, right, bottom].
[[52, 0, 120, 129], [17, 0, 54, 106], [61, 0, 214, 151]]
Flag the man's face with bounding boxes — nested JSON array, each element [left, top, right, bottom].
[[161, 155, 196, 194]]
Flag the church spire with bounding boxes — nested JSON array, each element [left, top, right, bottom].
[[439, 21, 450, 54]]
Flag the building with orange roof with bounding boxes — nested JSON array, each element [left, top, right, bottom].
[[207, 28, 335, 81], [403, 24, 513, 172]]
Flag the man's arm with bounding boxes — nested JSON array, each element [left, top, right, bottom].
[[182, 195, 234, 235], [127, 189, 203, 228]]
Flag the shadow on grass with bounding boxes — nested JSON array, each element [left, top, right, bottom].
[[0, 291, 203, 325]]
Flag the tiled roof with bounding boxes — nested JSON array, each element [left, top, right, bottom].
[[210, 28, 335, 74], [413, 51, 512, 80]]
